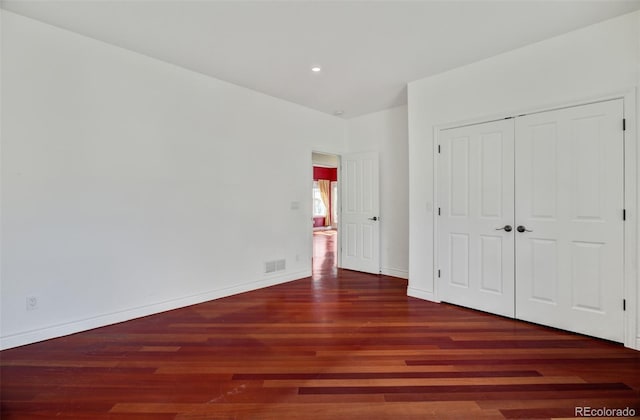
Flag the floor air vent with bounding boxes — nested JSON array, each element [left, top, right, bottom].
[[265, 259, 286, 274]]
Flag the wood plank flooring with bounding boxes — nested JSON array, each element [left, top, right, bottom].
[[1, 231, 639, 419]]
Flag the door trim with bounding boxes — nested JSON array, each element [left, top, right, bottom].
[[433, 90, 637, 350], [622, 90, 637, 350]]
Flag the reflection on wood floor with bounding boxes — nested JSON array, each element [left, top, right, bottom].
[[313, 229, 336, 279], [1, 232, 640, 419]]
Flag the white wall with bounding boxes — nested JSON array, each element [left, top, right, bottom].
[[0, 12, 346, 350], [347, 105, 409, 278], [636, 11, 640, 349], [408, 11, 640, 347], [312, 152, 339, 168], [0, 9, 4, 335]]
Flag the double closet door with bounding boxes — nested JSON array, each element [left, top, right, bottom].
[[437, 99, 624, 342]]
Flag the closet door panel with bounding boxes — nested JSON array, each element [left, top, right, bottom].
[[515, 99, 624, 342], [438, 120, 515, 317]]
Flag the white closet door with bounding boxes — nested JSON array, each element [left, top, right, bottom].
[[515, 99, 624, 342], [341, 151, 380, 274], [438, 119, 515, 317]]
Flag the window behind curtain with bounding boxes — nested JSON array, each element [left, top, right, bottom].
[[313, 181, 327, 216]]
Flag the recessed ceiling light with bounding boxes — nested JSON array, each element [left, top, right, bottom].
[[311, 66, 322, 73], [333, 110, 344, 116]]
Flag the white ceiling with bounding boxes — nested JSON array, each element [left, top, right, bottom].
[[4, 0, 640, 119]]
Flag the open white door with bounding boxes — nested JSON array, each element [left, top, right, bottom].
[[438, 119, 515, 317], [340, 151, 380, 274], [515, 99, 625, 342]]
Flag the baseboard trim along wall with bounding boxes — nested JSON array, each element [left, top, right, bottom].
[[407, 287, 438, 303], [381, 268, 409, 279], [0, 269, 310, 351]]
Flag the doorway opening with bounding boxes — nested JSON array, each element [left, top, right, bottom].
[[312, 152, 339, 278]]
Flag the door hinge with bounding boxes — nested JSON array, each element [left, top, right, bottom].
[[438, 207, 441, 216], [623, 119, 626, 131], [438, 144, 441, 154], [438, 269, 441, 278], [623, 209, 626, 221], [623, 299, 626, 311]]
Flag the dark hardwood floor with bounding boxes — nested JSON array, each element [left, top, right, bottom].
[[1, 231, 639, 419]]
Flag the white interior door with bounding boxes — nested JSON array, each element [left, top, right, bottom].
[[341, 151, 380, 274], [438, 119, 515, 317], [515, 99, 625, 342]]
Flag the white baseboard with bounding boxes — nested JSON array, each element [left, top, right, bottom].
[[0, 269, 310, 351], [407, 286, 439, 303], [381, 267, 409, 279]]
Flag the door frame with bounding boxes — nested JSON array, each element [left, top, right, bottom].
[[311, 151, 342, 269], [433, 90, 637, 350]]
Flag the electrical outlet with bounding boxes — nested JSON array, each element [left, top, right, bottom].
[[26, 296, 38, 311]]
